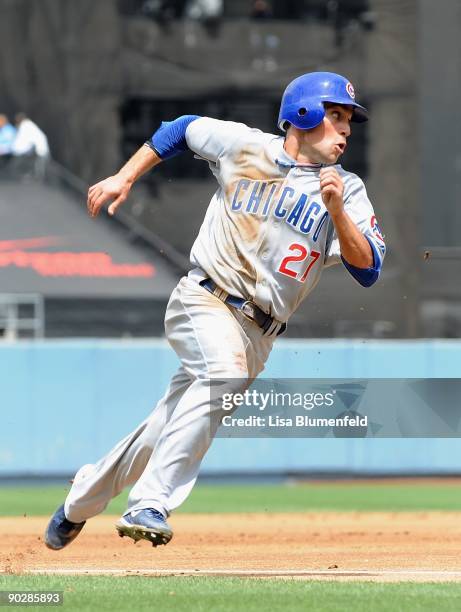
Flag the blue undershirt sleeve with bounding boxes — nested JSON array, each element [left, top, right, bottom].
[[146, 115, 201, 160], [340, 236, 382, 288]]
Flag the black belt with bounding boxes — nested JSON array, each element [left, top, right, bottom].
[[199, 278, 287, 337]]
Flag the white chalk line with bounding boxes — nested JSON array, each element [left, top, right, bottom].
[[21, 568, 461, 578]]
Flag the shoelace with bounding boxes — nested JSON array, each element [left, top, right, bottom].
[[145, 509, 166, 522], [131, 508, 166, 522]]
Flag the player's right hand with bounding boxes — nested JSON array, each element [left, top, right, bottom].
[[87, 174, 132, 218]]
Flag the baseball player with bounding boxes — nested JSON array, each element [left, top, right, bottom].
[[44, 72, 385, 549]]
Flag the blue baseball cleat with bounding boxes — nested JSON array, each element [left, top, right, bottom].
[[115, 508, 173, 547], [44, 504, 86, 550]]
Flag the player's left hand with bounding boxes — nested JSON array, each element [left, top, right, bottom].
[[320, 167, 344, 217]]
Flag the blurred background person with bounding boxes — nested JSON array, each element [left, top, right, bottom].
[[11, 112, 50, 179], [12, 112, 50, 158]]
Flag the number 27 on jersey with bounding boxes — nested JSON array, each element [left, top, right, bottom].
[[278, 242, 321, 283]]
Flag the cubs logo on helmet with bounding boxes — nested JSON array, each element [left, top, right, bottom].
[[346, 82, 355, 99]]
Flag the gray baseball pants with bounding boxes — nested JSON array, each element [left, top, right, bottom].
[[64, 276, 274, 522]]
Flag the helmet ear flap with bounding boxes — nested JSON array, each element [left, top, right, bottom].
[[296, 99, 325, 130], [279, 99, 325, 131]]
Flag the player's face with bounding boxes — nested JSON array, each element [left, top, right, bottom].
[[298, 104, 353, 164]]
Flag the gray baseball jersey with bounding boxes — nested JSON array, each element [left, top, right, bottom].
[[185, 117, 385, 322]]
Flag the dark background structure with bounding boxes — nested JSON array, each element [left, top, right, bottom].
[[0, 0, 460, 338]]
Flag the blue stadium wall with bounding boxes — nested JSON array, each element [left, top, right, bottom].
[[1, 340, 461, 477]]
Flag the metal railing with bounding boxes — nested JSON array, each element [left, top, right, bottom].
[[0, 294, 44, 340]]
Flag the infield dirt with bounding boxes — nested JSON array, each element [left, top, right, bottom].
[[1, 512, 461, 582]]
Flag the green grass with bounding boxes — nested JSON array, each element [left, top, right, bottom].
[[1, 481, 460, 517], [0, 576, 460, 611]]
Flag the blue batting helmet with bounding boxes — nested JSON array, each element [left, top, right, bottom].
[[278, 71, 368, 131]]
